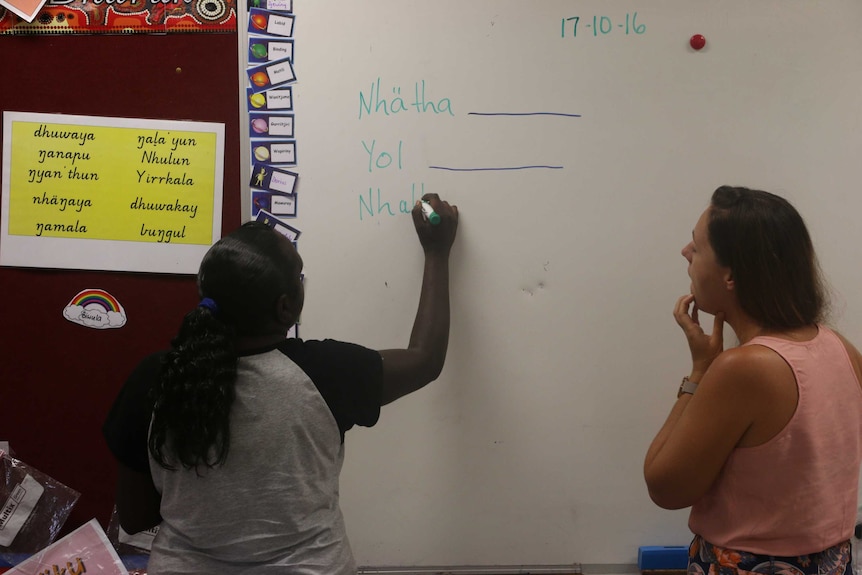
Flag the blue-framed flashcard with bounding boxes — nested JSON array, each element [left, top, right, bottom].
[[249, 112, 294, 138], [250, 162, 298, 195], [252, 189, 297, 217], [248, 8, 294, 37], [247, 57, 296, 94], [255, 209, 300, 241], [247, 0, 292, 12], [251, 139, 296, 166], [247, 87, 293, 112], [248, 36, 294, 64]]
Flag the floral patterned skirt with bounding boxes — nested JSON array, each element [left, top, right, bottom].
[[688, 534, 852, 575]]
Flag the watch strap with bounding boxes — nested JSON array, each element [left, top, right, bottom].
[[678, 376, 698, 397]]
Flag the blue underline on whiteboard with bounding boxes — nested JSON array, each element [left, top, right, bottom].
[[468, 112, 582, 118], [428, 165, 564, 172]]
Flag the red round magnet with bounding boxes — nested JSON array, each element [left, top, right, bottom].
[[690, 34, 706, 51]]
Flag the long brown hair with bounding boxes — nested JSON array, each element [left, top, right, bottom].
[[708, 186, 826, 330]]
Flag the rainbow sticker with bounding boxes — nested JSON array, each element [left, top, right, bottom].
[[63, 288, 127, 329]]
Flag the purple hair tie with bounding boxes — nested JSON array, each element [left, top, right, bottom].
[[198, 297, 219, 315]]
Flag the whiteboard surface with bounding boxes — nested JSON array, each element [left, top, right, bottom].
[[288, 1, 862, 566]]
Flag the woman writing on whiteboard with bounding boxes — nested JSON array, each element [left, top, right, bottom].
[[103, 193, 458, 575], [644, 186, 862, 575]]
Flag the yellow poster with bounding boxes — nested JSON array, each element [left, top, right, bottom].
[[1, 112, 224, 274]]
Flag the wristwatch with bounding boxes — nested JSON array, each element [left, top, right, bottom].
[[677, 376, 698, 398]]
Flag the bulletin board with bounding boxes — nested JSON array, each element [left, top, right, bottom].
[[284, 0, 862, 569], [0, 32, 241, 533]]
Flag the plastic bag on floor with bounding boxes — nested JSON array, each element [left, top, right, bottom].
[[0, 450, 80, 562]]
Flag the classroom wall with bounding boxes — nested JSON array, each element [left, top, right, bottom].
[[285, 0, 862, 567], [2, 0, 862, 568], [0, 33, 242, 531]]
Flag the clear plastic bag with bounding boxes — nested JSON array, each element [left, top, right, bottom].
[[106, 505, 157, 554], [0, 450, 80, 561]]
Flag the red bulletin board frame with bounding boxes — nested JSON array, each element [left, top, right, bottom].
[[0, 33, 241, 536]]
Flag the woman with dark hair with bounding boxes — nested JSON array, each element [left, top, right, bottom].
[[644, 186, 862, 575], [104, 194, 458, 574]]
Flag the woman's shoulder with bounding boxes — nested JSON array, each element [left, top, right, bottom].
[[704, 344, 794, 397], [713, 344, 785, 374]]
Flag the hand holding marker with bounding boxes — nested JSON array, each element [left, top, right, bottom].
[[412, 193, 458, 255], [420, 200, 441, 225]]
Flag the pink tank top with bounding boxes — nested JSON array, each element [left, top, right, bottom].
[[688, 326, 862, 555]]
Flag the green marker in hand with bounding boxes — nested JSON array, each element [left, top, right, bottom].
[[420, 200, 441, 225]]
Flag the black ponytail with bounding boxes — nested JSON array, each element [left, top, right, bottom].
[[149, 304, 237, 470], [147, 222, 303, 472]]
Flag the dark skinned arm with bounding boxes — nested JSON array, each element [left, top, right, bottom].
[[379, 193, 458, 405]]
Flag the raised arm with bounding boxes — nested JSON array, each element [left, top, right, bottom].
[[379, 193, 458, 405]]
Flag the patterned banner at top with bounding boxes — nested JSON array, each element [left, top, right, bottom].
[[0, 0, 236, 34]]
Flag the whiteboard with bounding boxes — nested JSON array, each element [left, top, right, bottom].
[[282, 0, 862, 567]]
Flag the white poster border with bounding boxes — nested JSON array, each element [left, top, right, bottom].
[[0, 111, 225, 275]]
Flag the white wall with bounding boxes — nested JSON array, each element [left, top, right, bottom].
[[282, 0, 862, 566]]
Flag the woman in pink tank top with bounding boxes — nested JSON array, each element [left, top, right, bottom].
[[644, 186, 862, 575]]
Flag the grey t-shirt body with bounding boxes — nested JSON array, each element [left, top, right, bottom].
[[105, 339, 383, 575]]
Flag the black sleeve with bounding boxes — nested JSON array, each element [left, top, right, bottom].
[[102, 351, 165, 474], [278, 339, 383, 439]]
